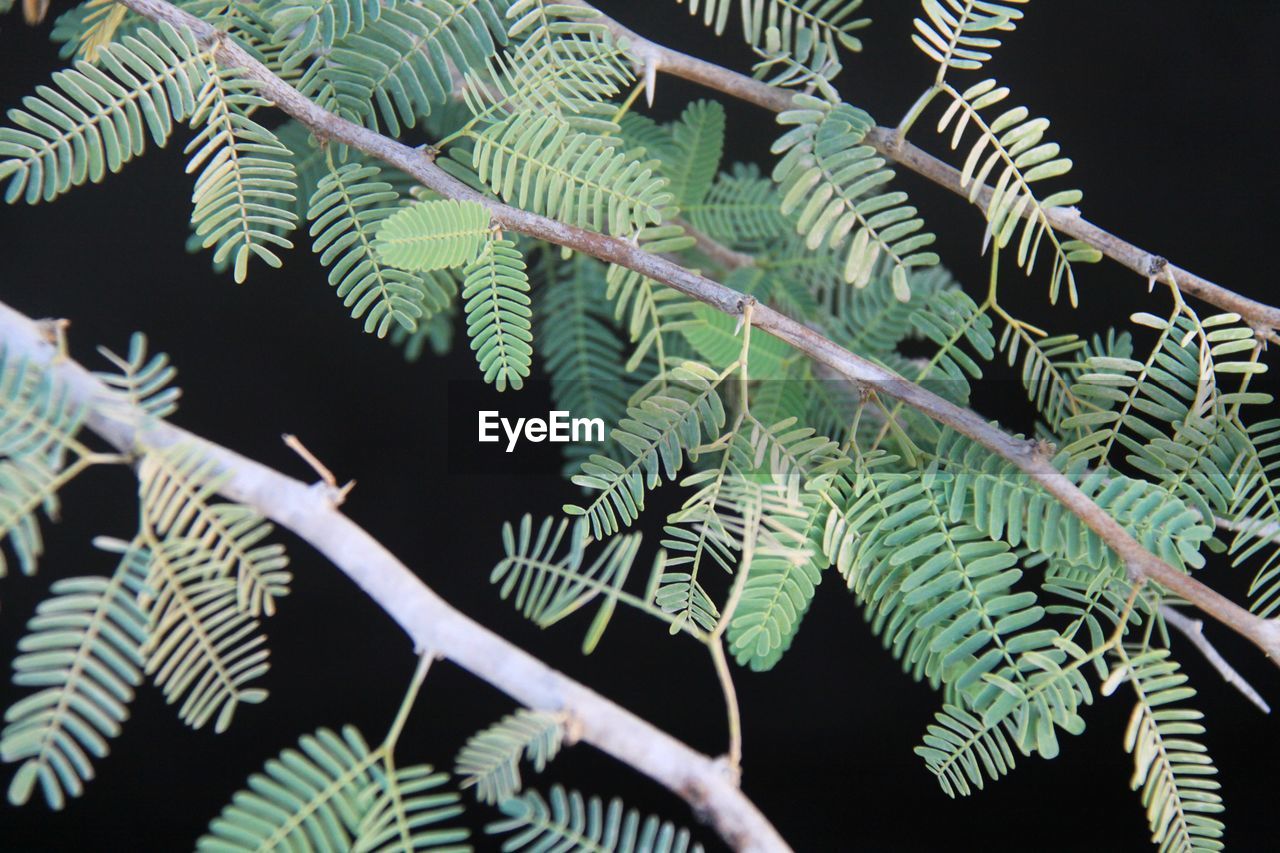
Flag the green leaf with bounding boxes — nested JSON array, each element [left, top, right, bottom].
[[375, 198, 492, 271], [461, 236, 533, 391], [679, 303, 796, 379]]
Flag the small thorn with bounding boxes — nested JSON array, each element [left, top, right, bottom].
[[644, 61, 657, 107]]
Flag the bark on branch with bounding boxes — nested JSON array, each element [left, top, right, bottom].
[[107, 0, 1280, 666], [0, 298, 790, 853], [572, 0, 1280, 337]]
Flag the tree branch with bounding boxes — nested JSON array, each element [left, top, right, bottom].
[[115, 0, 1280, 665], [0, 298, 790, 853], [574, 0, 1280, 337], [1161, 605, 1271, 714]]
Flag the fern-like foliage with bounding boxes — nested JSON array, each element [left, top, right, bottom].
[[0, 22, 207, 204], [94, 333, 181, 420], [309, 161, 440, 337], [1107, 646, 1224, 852], [454, 708, 564, 804], [472, 111, 671, 234], [567, 362, 728, 539], [936, 78, 1101, 304], [677, 0, 869, 59], [913, 559, 1107, 796], [604, 225, 696, 372], [267, 0, 398, 69], [0, 350, 90, 577], [0, 347, 86, 460], [487, 784, 704, 852], [302, 0, 510, 135], [73, 0, 130, 62], [1, 540, 149, 809], [134, 441, 285, 730], [929, 430, 1214, 574], [915, 703, 1018, 797], [997, 324, 1091, 439], [655, 432, 738, 636], [725, 418, 845, 670], [353, 764, 469, 852], [667, 100, 725, 210], [137, 535, 270, 731], [1064, 310, 1268, 469], [185, 66, 299, 283], [1041, 560, 1144, 682], [376, 197, 492, 272], [538, 253, 637, 471], [912, 0, 1027, 80], [617, 115, 678, 165], [685, 163, 788, 248], [0, 459, 61, 578], [506, 0, 612, 43], [198, 724, 467, 851], [138, 442, 291, 618], [462, 236, 533, 391], [824, 446, 1094, 762], [822, 260, 952, 356], [907, 287, 995, 408], [773, 96, 938, 299], [1232, 417, 1280, 616], [491, 515, 642, 652], [680, 299, 798, 380], [463, 19, 633, 134]]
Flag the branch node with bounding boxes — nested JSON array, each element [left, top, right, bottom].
[[711, 754, 742, 788], [34, 318, 70, 362], [1033, 438, 1058, 460]]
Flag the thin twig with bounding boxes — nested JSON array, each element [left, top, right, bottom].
[[1161, 605, 1271, 714], [384, 651, 435, 754], [683, 219, 755, 270], [1217, 514, 1280, 548], [708, 639, 743, 777], [110, 0, 1280, 666], [570, 0, 1280, 337], [283, 432, 355, 503]]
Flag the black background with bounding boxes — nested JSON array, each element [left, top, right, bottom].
[[1, 1, 1279, 850]]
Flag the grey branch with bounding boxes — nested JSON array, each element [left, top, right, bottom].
[[1162, 605, 1271, 714], [0, 299, 790, 853], [114, 0, 1280, 665], [571, 0, 1280, 338]]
